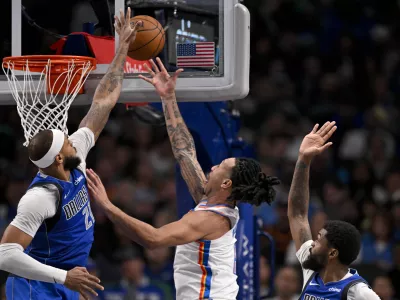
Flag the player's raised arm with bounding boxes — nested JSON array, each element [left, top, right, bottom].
[[79, 8, 141, 141], [288, 121, 337, 250], [139, 58, 207, 203]]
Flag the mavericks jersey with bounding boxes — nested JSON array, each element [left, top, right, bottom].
[[173, 201, 239, 300], [25, 169, 95, 269], [299, 269, 370, 300]]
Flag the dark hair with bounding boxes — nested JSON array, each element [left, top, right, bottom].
[[324, 220, 361, 266], [28, 130, 53, 161], [228, 158, 280, 206]]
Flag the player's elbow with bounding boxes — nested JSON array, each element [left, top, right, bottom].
[[142, 232, 164, 250]]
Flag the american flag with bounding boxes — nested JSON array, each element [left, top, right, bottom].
[[176, 42, 215, 68]]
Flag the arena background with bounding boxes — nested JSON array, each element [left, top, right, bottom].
[[1, 0, 400, 299]]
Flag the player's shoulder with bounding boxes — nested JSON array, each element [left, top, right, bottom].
[[348, 281, 380, 300]]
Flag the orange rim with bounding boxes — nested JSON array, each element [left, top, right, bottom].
[[2, 55, 97, 72]]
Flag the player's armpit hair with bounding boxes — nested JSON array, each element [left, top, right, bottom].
[[227, 158, 280, 206]]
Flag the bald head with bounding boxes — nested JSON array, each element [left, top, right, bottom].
[[28, 130, 53, 161]]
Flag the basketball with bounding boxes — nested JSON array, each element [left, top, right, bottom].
[[128, 15, 165, 61]]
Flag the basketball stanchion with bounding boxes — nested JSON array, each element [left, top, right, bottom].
[[259, 228, 276, 299]]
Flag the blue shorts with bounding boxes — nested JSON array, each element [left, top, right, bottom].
[[6, 276, 79, 300]]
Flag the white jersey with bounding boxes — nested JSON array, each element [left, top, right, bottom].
[[174, 201, 240, 300]]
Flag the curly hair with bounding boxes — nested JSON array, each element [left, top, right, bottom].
[[227, 158, 280, 206], [324, 220, 361, 266]]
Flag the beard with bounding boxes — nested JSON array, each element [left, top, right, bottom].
[[302, 250, 328, 272], [63, 155, 82, 171]]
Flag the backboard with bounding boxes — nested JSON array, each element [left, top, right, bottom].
[[0, 0, 250, 104]]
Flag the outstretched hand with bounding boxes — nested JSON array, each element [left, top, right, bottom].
[[114, 7, 142, 45], [86, 169, 111, 209], [299, 121, 337, 162], [139, 57, 184, 99]]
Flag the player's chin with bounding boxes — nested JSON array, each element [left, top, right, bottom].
[[63, 156, 82, 171]]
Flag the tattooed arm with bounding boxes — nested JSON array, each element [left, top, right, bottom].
[[162, 93, 207, 203], [138, 58, 207, 203], [288, 122, 337, 250], [287, 159, 313, 251], [79, 8, 140, 141], [79, 47, 127, 141]]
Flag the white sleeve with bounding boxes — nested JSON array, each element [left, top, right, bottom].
[[347, 283, 381, 300], [10, 186, 59, 237], [296, 240, 314, 288], [68, 127, 95, 163], [0, 243, 67, 284]]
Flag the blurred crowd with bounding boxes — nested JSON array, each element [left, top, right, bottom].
[[243, 0, 400, 299], [1, 0, 400, 299]]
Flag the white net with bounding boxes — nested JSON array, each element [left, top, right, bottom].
[[2, 58, 94, 146]]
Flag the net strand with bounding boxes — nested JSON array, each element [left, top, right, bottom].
[[2, 59, 93, 146]]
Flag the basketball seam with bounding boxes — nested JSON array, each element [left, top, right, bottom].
[[129, 24, 164, 53], [150, 30, 165, 59]]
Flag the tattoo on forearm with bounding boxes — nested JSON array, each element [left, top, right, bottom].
[[163, 102, 171, 121], [288, 160, 310, 217], [163, 100, 206, 201], [96, 52, 126, 97], [172, 101, 180, 119], [166, 123, 196, 158], [80, 48, 127, 138]]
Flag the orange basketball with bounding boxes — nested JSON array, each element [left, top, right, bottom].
[[128, 15, 165, 61]]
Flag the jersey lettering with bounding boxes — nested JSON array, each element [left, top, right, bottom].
[[63, 185, 90, 220], [304, 294, 330, 300]]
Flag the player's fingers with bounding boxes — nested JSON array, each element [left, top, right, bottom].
[[82, 283, 99, 296], [132, 20, 142, 32], [156, 57, 168, 74], [85, 279, 104, 291], [86, 273, 101, 283], [324, 125, 337, 141], [119, 9, 125, 26], [311, 124, 319, 133], [316, 121, 330, 134], [318, 142, 333, 152], [320, 121, 336, 137], [173, 68, 184, 80], [143, 63, 155, 76], [149, 59, 160, 73], [138, 75, 153, 84], [79, 290, 89, 300], [126, 7, 131, 23]]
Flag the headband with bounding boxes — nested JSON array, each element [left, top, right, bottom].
[[31, 129, 65, 168]]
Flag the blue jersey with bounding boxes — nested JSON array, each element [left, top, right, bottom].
[[299, 269, 370, 300], [25, 169, 95, 269], [6, 169, 95, 300]]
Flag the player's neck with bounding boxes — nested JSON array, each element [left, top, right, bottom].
[[41, 168, 71, 182], [205, 192, 229, 206], [319, 264, 348, 284]]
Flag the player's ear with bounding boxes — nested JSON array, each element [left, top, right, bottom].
[[329, 248, 339, 259], [221, 178, 232, 189], [54, 153, 63, 165]]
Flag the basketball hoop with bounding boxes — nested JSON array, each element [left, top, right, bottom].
[[2, 55, 97, 146]]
